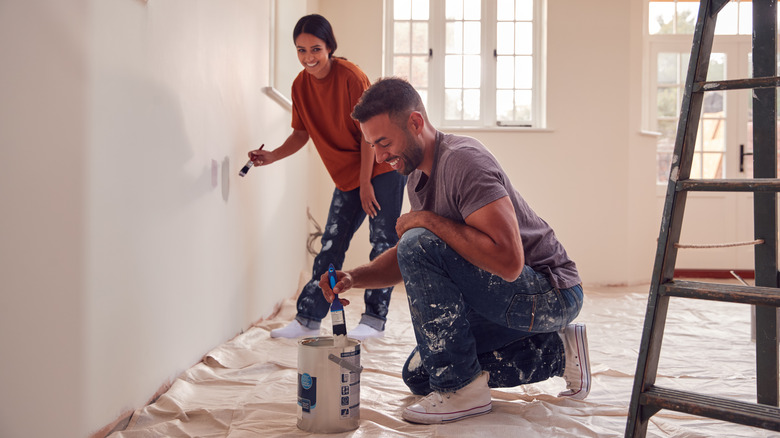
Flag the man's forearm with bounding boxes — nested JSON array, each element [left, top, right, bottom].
[[348, 246, 403, 290]]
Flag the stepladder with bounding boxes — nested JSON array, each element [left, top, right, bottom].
[[625, 0, 780, 436]]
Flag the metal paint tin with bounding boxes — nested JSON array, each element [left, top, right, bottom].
[[297, 336, 362, 433]]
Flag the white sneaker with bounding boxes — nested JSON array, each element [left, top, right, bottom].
[[557, 323, 591, 400], [348, 323, 384, 341], [402, 371, 492, 424], [270, 320, 320, 338]]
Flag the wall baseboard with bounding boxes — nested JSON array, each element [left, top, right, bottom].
[[674, 269, 755, 280]]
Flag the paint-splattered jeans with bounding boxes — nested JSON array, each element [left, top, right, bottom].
[[295, 171, 407, 331], [397, 228, 583, 394]]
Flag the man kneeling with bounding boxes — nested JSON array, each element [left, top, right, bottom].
[[320, 77, 590, 424]]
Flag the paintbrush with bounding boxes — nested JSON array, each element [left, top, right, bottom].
[[328, 264, 348, 347], [239, 144, 264, 176]]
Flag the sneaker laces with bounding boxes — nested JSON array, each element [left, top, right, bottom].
[[423, 391, 450, 408]]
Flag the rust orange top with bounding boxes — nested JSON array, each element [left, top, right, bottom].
[[291, 58, 393, 192]]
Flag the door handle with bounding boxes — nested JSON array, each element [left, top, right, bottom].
[[739, 144, 753, 173]]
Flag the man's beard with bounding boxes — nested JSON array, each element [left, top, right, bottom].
[[398, 130, 424, 176]]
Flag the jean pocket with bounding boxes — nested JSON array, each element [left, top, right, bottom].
[[505, 288, 568, 332]]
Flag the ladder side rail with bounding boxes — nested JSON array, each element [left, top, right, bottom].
[[625, 1, 720, 436], [752, 0, 779, 407]]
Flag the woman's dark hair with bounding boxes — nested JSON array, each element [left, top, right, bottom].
[[293, 14, 337, 58]]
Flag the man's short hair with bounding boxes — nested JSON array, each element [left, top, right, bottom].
[[351, 77, 427, 126]]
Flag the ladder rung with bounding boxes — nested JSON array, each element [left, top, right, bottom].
[[640, 386, 780, 432], [676, 179, 780, 192], [662, 280, 780, 307], [693, 76, 780, 92]]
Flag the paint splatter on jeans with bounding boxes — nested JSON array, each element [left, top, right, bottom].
[[295, 171, 406, 331], [397, 227, 582, 393]]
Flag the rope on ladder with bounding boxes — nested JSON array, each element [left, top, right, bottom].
[[674, 239, 765, 249]]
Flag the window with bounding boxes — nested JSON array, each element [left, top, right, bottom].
[[648, 0, 753, 36], [647, 0, 757, 184], [653, 50, 727, 183], [387, 0, 545, 128]]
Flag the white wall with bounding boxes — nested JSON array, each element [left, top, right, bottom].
[[0, 2, 89, 436], [1, 0, 310, 436]]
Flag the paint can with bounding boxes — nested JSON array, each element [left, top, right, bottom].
[[297, 336, 362, 433]]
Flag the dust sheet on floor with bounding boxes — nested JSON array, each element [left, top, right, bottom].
[[110, 282, 777, 437]]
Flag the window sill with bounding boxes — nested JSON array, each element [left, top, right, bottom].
[[442, 126, 554, 134]]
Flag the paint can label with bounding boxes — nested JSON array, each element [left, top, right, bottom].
[[338, 350, 360, 419], [298, 373, 317, 413]]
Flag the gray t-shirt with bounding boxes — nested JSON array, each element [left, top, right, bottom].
[[406, 132, 581, 289]]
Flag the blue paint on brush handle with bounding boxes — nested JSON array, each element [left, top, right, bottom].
[[328, 264, 347, 336]]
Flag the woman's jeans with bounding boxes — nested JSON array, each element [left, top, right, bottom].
[[397, 228, 583, 394], [295, 171, 407, 331]]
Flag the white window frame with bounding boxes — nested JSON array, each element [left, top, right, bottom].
[[384, 0, 547, 129]]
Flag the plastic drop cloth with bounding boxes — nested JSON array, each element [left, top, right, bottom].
[[110, 282, 778, 437]]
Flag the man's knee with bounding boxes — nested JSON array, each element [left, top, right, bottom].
[[397, 228, 441, 264]]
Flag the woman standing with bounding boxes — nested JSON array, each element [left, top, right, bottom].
[[248, 14, 405, 340]]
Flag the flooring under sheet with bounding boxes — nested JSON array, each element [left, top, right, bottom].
[[110, 281, 778, 437]]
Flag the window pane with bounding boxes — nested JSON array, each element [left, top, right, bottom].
[[657, 150, 673, 183], [445, 55, 463, 87], [395, 0, 411, 20], [657, 119, 678, 142], [657, 87, 678, 118], [464, 0, 480, 20], [649, 2, 674, 35], [657, 52, 678, 85], [411, 55, 429, 88], [702, 152, 724, 178], [497, 0, 513, 20], [496, 22, 514, 55], [715, 1, 738, 35], [676, 2, 698, 34], [739, 3, 752, 35], [394, 22, 410, 53], [411, 0, 429, 20], [464, 89, 480, 120], [691, 154, 702, 179], [516, 0, 533, 21], [496, 56, 513, 88], [464, 54, 481, 87], [515, 22, 533, 55], [411, 22, 428, 53], [515, 56, 532, 89], [702, 119, 724, 152], [464, 22, 480, 54], [706, 53, 726, 82], [446, 0, 463, 20], [418, 89, 428, 110], [445, 89, 462, 119], [496, 89, 513, 120], [680, 53, 690, 80], [394, 56, 410, 78], [656, 118, 677, 183], [703, 91, 723, 115], [690, 152, 703, 178], [446, 22, 463, 53], [514, 90, 532, 121]]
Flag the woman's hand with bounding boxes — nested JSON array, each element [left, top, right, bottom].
[[248, 144, 275, 167], [360, 184, 381, 218]]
